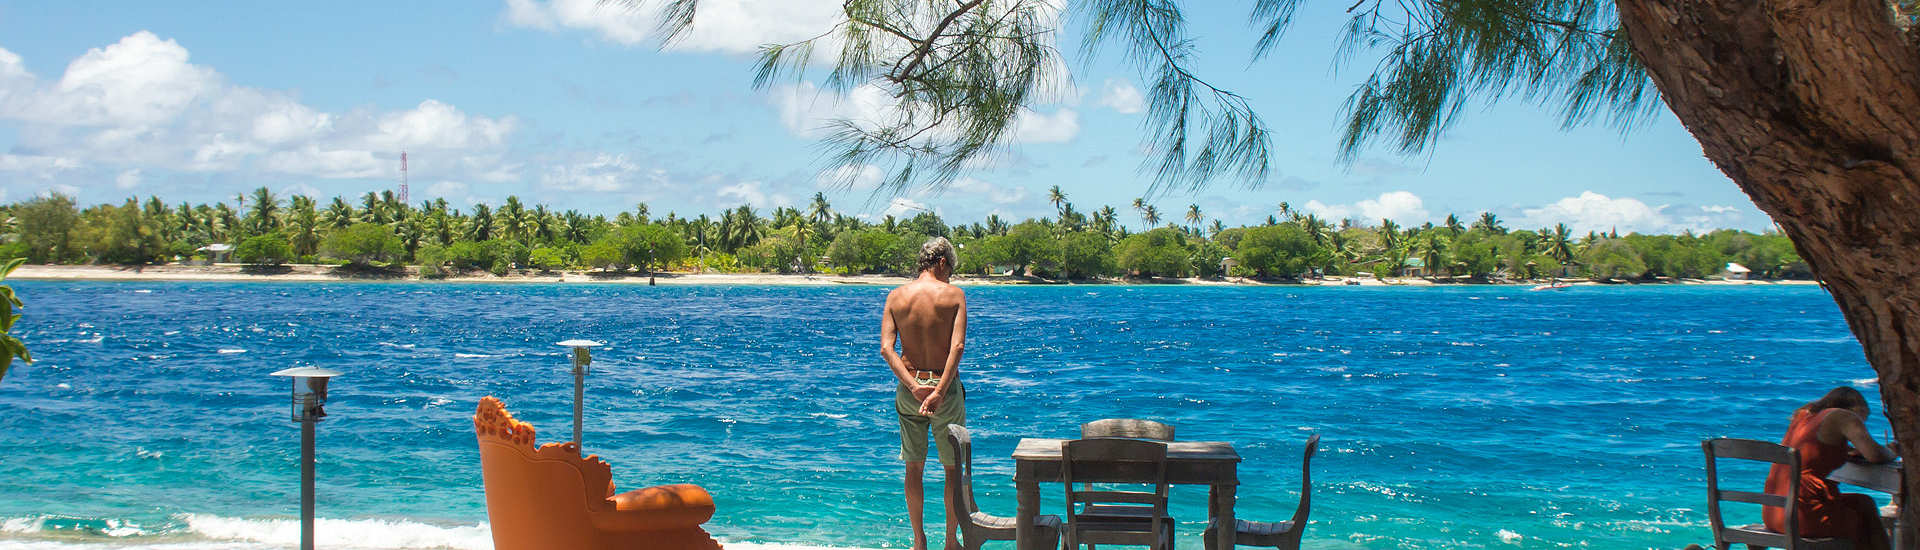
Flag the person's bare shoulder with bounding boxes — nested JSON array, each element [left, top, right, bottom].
[[937, 281, 966, 304]]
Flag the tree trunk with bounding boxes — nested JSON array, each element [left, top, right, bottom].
[[1615, 0, 1920, 545]]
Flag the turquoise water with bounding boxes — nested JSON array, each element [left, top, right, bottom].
[[0, 282, 1890, 549]]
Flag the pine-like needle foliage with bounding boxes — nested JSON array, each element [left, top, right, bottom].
[[1251, 0, 1659, 160], [636, 0, 1664, 192]]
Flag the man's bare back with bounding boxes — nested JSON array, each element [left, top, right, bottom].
[[881, 237, 969, 550], [887, 280, 965, 376]]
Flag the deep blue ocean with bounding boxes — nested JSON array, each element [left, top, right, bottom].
[[0, 282, 1891, 549]]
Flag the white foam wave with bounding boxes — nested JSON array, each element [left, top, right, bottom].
[[0, 513, 885, 550], [378, 342, 417, 350], [453, 353, 495, 359], [215, 349, 246, 355], [1495, 529, 1523, 543], [1854, 377, 1879, 388], [179, 514, 492, 549]]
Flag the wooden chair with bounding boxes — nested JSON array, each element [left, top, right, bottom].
[[1062, 438, 1175, 550], [946, 425, 1062, 550], [1081, 419, 1176, 441], [1078, 419, 1176, 522], [474, 396, 720, 550], [1204, 433, 1318, 549], [1701, 438, 1851, 550]]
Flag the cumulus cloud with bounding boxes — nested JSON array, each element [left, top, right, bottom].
[[114, 169, 142, 189], [502, 0, 843, 54], [0, 31, 517, 184], [947, 176, 1029, 205], [772, 82, 1080, 145], [715, 180, 793, 208], [1304, 190, 1431, 226], [538, 153, 643, 192], [1095, 79, 1144, 115], [882, 197, 931, 218], [1515, 191, 1749, 234]]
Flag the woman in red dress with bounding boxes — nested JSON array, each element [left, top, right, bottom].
[[1764, 387, 1898, 550]]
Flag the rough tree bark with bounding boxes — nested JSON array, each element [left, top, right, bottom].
[[1615, 0, 1920, 546]]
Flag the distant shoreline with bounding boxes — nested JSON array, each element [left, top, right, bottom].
[[7, 264, 1820, 287]]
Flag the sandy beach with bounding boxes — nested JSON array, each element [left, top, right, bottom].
[[7, 264, 1817, 286]]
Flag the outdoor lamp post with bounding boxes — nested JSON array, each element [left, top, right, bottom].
[[270, 367, 341, 550], [555, 339, 604, 447]]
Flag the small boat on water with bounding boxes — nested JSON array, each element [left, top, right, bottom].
[[1531, 282, 1572, 291]]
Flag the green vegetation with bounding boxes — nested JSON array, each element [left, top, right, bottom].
[[0, 188, 1806, 282], [0, 258, 28, 384], [234, 233, 293, 266]]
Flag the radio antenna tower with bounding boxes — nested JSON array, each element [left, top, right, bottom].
[[398, 151, 410, 204]]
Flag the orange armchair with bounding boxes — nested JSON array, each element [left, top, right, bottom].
[[474, 396, 721, 550]]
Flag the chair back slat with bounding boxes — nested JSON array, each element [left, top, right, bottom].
[[1080, 419, 1175, 441], [1062, 438, 1170, 549], [1702, 438, 1809, 549], [1707, 437, 1795, 464], [946, 425, 981, 515], [1718, 490, 1788, 508], [1289, 433, 1320, 534], [1070, 491, 1163, 505]]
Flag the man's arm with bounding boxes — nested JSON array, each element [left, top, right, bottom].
[[878, 293, 920, 390], [919, 290, 966, 414]]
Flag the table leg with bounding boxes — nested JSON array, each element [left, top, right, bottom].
[[1211, 483, 1236, 550], [1017, 478, 1039, 550]]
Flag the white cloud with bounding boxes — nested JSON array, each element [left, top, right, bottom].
[[426, 181, 470, 200], [114, 169, 142, 189], [1304, 190, 1430, 226], [947, 176, 1028, 205], [1515, 191, 1750, 234], [0, 153, 81, 178], [882, 197, 930, 218], [1013, 108, 1078, 144], [502, 0, 843, 54], [820, 163, 885, 190], [538, 153, 642, 192], [772, 82, 1079, 144], [1518, 191, 1666, 234], [1096, 79, 1144, 115], [0, 31, 518, 184], [715, 180, 793, 208]]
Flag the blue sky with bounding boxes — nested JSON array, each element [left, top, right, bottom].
[[0, 1, 1768, 234]]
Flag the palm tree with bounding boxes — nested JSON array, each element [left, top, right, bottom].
[[1444, 214, 1464, 235], [1543, 223, 1575, 264], [1209, 219, 1225, 237], [467, 203, 494, 242], [1093, 206, 1119, 240], [1380, 219, 1403, 253], [1277, 201, 1292, 219], [1142, 205, 1162, 227], [245, 187, 280, 235], [1473, 212, 1505, 234], [984, 214, 1009, 235], [1419, 234, 1448, 277], [285, 197, 321, 257], [1185, 204, 1203, 228], [1301, 214, 1329, 245], [497, 196, 530, 243], [808, 192, 833, 226], [1048, 185, 1067, 216]]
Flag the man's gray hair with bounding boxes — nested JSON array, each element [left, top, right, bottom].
[[919, 237, 958, 272]]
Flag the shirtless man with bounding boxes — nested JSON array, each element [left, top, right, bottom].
[[880, 237, 967, 550]]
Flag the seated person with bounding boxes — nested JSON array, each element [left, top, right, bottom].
[[1764, 387, 1897, 550]]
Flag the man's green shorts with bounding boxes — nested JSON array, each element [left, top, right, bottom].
[[897, 380, 966, 466]]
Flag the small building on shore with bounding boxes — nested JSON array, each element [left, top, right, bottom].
[[197, 243, 234, 264], [1722, 262, 1752, 280]]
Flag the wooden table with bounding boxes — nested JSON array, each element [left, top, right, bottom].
[[1012, 438, 1241, 550], [1831, 459, 1904, 550]]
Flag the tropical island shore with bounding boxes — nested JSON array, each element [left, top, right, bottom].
[[9, 263, 1816, 286]]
